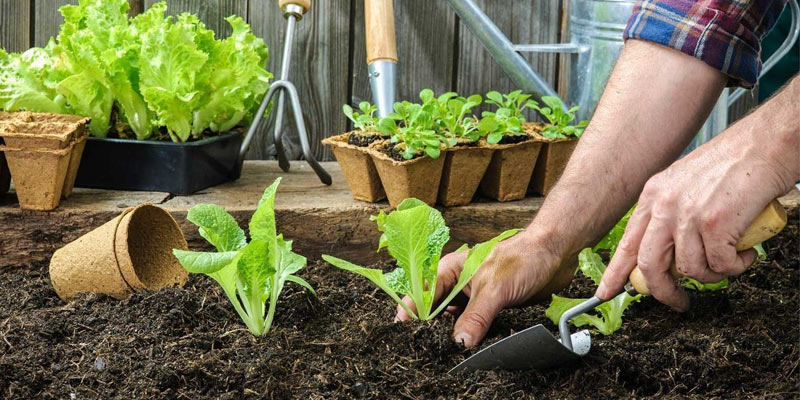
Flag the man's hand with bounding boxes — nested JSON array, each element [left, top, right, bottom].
[[394, 231, 573, 348], [596, 76, 800, 310]]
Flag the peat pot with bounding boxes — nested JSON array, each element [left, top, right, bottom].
[[75, 132, 243, 194], [369, 140, 445, 207], [322, 132, 386, 202]]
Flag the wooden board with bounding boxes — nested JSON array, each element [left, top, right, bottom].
[[351, 0, 457, 107], [0, 161, 544, 270], [246, 0, 352, 162], [455, 0, 561, 121], [144, 0, 247, 37], [0, 0, 31, 52]]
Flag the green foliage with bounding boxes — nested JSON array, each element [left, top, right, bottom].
[[323, 198, 520, 320], [343, 101, 381, 133], [529, 96, 588, 140], [428, 92, 483, 141], [0, 0, 272, 142], [478, 90, 537, 144], [546, 248, 642, 335], [376, 90, 455, 160], [173, 178, 314, 336]]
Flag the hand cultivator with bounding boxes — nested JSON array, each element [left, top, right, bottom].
[[242, 0, 332, 185]]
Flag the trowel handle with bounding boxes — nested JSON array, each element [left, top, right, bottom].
[[365, 0, 398, 64], [629, 199, 788, 296], [279, 0, 311, 14]]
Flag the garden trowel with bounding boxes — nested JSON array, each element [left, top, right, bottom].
[[450, 199, 788, 373]]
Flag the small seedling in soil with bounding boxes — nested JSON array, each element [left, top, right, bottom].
[[428, 91, 483, 142], [376, 90, 458, 160], [173, 178, 315, 336], [547, 207, 737, 335], [323, 198, 519, 320], [343, 101, 386, 147], [530, 96, 589, 140], [479, 90, 536, 144]]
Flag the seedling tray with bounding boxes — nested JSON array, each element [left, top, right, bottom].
[[75, 132, 243, 194]]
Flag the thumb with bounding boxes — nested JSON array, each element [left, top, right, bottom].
[[453, 286, 504, 348]]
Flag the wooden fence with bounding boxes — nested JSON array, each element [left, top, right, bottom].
[[0, 0, 756, 161]]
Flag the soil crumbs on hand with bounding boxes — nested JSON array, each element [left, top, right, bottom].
[[0, 216, 797, 399]]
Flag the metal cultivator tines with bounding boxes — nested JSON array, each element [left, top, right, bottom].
[[241, 0, 332, 185]]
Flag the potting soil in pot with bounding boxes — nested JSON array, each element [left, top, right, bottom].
[[0, 215, 796, 398]]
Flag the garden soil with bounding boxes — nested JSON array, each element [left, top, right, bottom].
[[0, 215, 797, 399]]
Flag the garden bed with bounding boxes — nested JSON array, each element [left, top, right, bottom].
[[0, 212, 796, 398]]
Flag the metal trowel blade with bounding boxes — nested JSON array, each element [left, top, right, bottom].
[[448, 325, 591, 373]]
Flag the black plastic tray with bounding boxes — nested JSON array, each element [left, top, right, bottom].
[[75, 132, 243, 194]]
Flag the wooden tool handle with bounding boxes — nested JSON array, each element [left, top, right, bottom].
[[629, 199, 788, 295], [280, 0, 311, 13], [365, 0, 398, 64]]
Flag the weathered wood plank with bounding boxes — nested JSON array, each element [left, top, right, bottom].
[[0, 161, 544, 269], [455, 0, 561, 121], [351, 0, 457, 108], [0, 0, 31, 52], [246, 0, 351, 162], [144, 0, 247, 37]]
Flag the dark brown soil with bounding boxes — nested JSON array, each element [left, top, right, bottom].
[[0, 215, 797, 399], [382, 142, 422, 162], [347, 132, 383, 148], [497, 133, 531, 145]]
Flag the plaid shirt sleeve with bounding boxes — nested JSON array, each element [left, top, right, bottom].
[[624, 0, 788, 88]]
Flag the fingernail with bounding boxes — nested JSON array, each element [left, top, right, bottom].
[[454, 332, 473, 348]]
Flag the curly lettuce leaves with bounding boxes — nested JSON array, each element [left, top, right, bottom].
[[0, 0, 271, 142], [173, 178, 314, 336], [323, 198, 520, 320]]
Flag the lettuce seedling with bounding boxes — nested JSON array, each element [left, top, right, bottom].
[[530, 96, 589, 140], [478, 90, 538, 144], [343, 101, 380, 132], [322, 198, 519, 320], [377, 91, 454, 159], [428, 91, 483, 141], [173, 178, 315, 336], [546, 248, 642, 335]]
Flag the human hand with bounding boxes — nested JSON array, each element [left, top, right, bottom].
[[595, 120, 797, 310], [394, 231, 574, 348]]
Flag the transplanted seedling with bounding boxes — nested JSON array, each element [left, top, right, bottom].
[[343, 101, 380, 133], [173, 178, 315, 336], [377, 90, 455, 160], [478, 90, 536, 144], [323, 198, 519, 320], [530, 96, 589, 140]]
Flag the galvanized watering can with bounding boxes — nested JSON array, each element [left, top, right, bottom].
[[448, 0, 799, 148]]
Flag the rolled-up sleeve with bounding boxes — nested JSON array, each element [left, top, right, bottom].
[[624, 0, 788, 88]]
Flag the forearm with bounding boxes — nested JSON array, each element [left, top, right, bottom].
[[527, 40, 727, 258]]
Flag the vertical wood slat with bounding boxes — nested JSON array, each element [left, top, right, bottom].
[[455, 0, 561, 121], [351, 0, 457, 107], [144, 0, 247, 38], [0, 0, 31, 52], [246, 0, 352, 161]]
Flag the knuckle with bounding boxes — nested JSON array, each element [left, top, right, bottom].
[[459, 311, 492, 330]]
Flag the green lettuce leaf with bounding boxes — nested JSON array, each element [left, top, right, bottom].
[[172, 250, 239, 274], [186, 204, 246, 252], [0, 46, 67, 114]]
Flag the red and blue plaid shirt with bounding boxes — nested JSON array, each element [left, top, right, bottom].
[[624, 0, 788, 88]]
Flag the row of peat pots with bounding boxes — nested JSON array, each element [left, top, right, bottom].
[[324, 122, 576, 207], [0, 112, 89, 210]]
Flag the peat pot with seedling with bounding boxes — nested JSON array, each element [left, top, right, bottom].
[[477, 91, 544, 202], [0, 1, 273, 194], [322, 102, 388, 202], [528, 96, 588, 196]]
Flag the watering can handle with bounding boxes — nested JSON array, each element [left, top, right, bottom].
[[628, 199, 788, 296], [279, 0, 311, 14], [729, 0, 799, 105]]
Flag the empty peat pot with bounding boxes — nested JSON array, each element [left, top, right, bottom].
[[49, 204, 188, 301]]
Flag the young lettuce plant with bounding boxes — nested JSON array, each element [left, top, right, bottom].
[[172, 178, 315, 336], [428, 91, 483, 141], [477, 90, 537, 144], [530, 96, 589, 140], [322, 198, 519, 320], [343, 101, 380, 132], [377, 92, 453, 159]]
